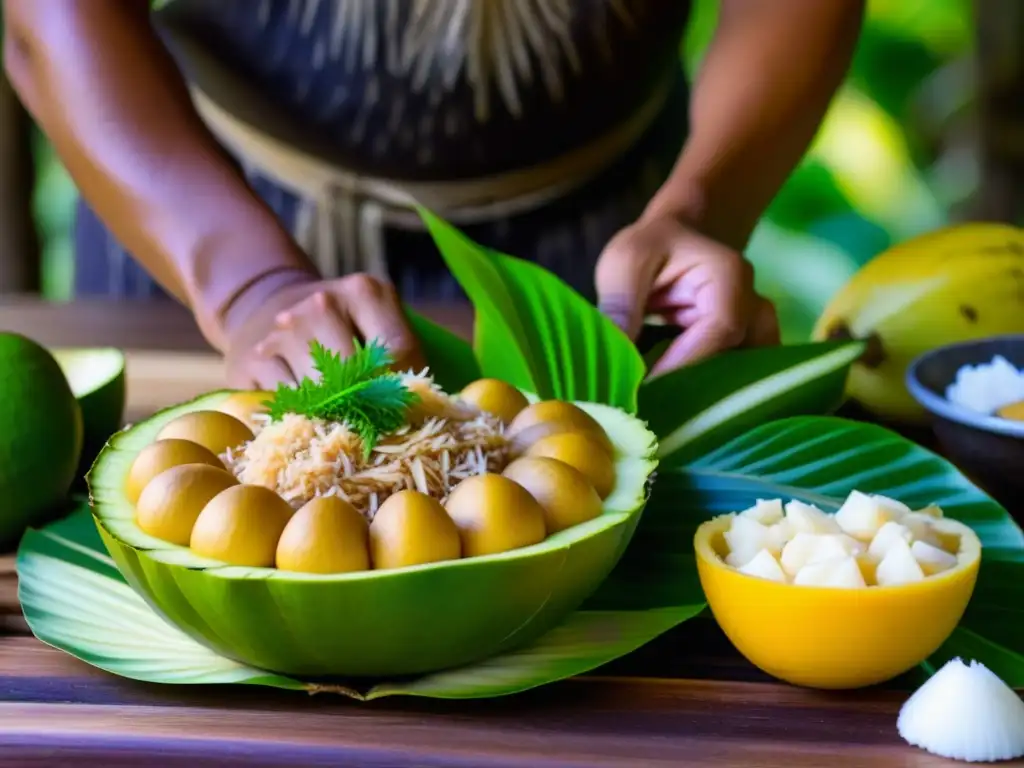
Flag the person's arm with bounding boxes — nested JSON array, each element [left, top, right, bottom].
[[594, 0, 864, 369], [2, 0, 318, 351], [644, 0, 866, 250]]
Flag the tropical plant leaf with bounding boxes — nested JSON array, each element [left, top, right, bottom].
[[17, 502, 701, 698], [366, 606, 696, 699], [661, 415, 1024, 681], [403, 306, 481, 392], [16, 508, 305, 692], [939, 546, 1024, 686], [638, 340, 864, 467], [419, 208, 646, 412]]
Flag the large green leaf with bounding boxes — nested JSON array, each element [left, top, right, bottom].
[[639, 340, 864, 467], [17, 509, 304, 692], [17, 503, 699, 699], [663, 415, 1024, 681], [419, 208, 646, 413], [403, 306, 481, 392]]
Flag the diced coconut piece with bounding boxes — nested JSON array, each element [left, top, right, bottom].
[[870, 493, 911, 518], [946, 354, 1024, 415], [913, 503, 944, 519], [867, 521, 914, 561], [725, 550, 752, 568], [724, 515, 774, 567], [898, 657, 1024, 762], [911, 540, 958, 576], [875, 538, 925, 586], [855, 552, 878, 586], [765, 519, 794, 552], [739, 498, 784, 525], [835, 490, 899, 541], [737, 549, 787, 583], [793, 555, 866, 588], [780, 532, 863, 577], [785, 500, 842, 535], [903, 512, 942, 548]]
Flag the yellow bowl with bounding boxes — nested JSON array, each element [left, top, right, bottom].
[[694, 514, 982, 689]]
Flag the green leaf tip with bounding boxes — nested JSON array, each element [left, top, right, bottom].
[[266, 338, 420, 456]]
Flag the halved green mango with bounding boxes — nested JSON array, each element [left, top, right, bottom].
[[53, 348, 126, 486], [86, 391, 657, 679]]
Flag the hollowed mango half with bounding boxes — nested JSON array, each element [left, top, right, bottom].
[[694, 513, 981, 689]]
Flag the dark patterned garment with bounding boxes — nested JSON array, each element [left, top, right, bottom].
[[74, 0, 693, 302]]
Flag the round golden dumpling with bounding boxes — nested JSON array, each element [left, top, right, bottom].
[[506, 400, 613, 456], [526, 432, 616, 499], [125, 438, 224, 504], [156, 410, 254, 456], [276, 496, 370, 574], [216, 391, 273, 428], [502, 456, 602, 534], [444, 473, 547, 557], [369, 490, 461, 570], [459, 378, 529, 424], [135, 463, 239, 545], [189, 485, 294, 567]]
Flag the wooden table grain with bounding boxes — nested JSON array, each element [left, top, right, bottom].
[[0, 297, 1019, 767]]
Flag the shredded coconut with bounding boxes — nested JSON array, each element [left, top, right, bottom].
[[221, 373, 510, 519]]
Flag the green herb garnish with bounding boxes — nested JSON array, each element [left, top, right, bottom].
[[267, 339, 419, 455]]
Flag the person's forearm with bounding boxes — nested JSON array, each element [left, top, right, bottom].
[[2, 0, 317, 350], [647, 0, 865, 250]]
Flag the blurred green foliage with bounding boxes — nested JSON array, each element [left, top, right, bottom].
[[30, 0, 974, 341]]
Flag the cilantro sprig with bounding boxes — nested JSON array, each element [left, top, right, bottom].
[[267, 339, 419, 455]]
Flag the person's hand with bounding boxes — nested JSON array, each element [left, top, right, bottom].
[[221, 273, 425, 389], [595, 213, 780, 376]]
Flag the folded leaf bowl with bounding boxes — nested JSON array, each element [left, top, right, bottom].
[[87, 392, 657, 678]]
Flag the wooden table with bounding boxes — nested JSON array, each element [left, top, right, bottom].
[[0, 297, 1016, 767]]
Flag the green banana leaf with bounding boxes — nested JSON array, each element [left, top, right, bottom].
[[16, 211, 1023, 699], [639, 340, 865, 467], [419, 208, 646, 414], [18, 504, 697, 699], [403, 306, 481, 392]]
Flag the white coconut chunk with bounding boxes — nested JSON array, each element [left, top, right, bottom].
[[946, 354, 1024, 415], [793, 555, 866, 588], [785, 500, 843, 535], [911, 540, 958, 576], [724, 550, 752, 568], [867, 521, 914, 561], [780, 532, 863, 577], [903, 512, 943, 548], [724, 515, 774, 567], [765, 519, 794, 552], [739, 498, 785, 525], [870, 493, 911, 518], [737, 549, 788, 583], [835, 490, 899, 541], [875, 537, 925, 586], [898, 657, 1024, 762], [913, 503, 945, 519]]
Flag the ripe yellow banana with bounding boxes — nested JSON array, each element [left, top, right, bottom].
[[812, 222, 1024, 424]]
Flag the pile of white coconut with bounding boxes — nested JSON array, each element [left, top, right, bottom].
[[720, 490, 960, 588]]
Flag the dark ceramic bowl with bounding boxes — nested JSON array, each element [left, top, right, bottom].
[[906, 335, 1024, 504]]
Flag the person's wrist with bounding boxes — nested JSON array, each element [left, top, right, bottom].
[[218, 267, 319, 343], [640, 173, 709, 230], [193, 261, 319, 353]]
